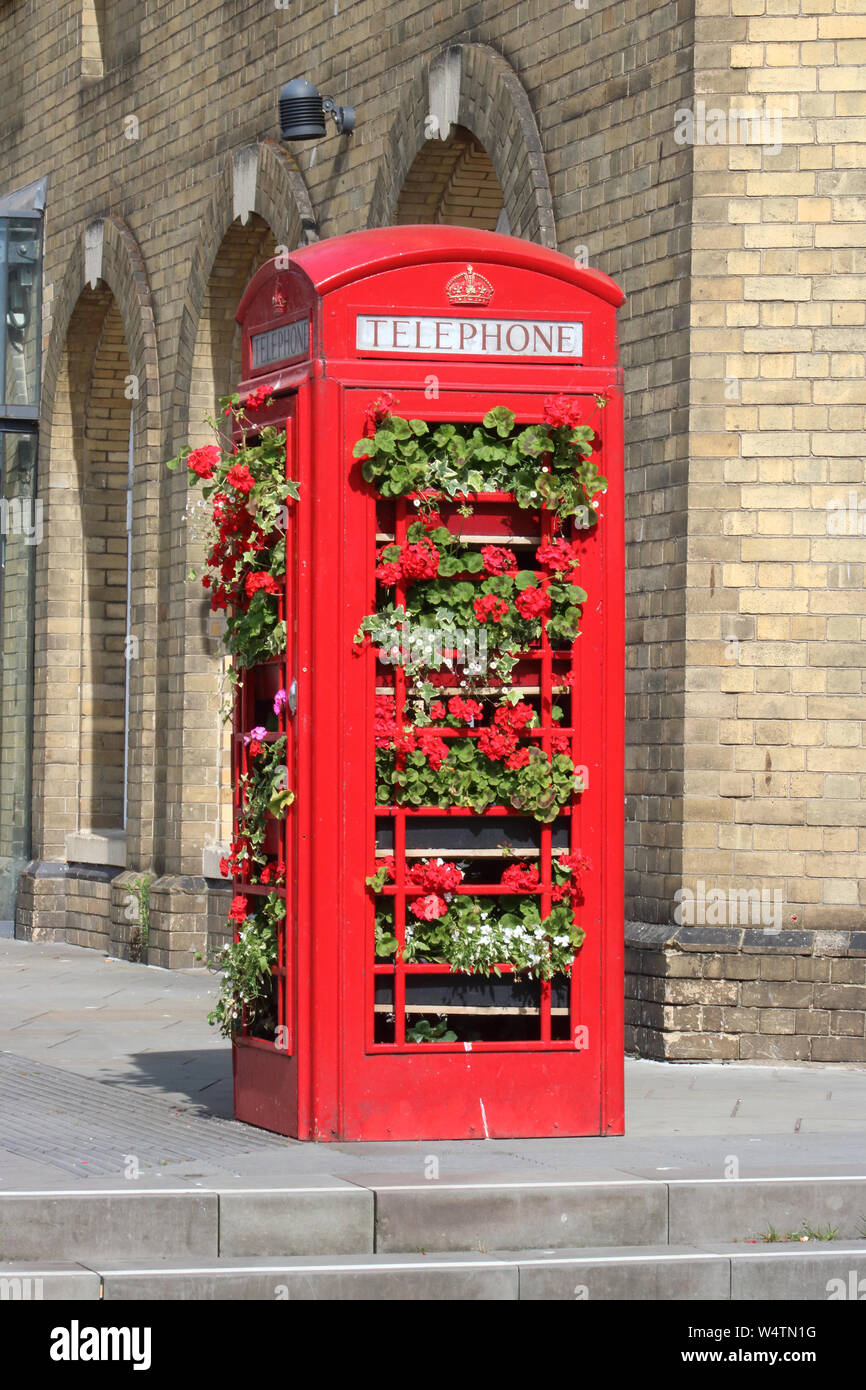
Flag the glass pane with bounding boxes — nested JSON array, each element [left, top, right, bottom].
[[3, 219, 41, 410], [0, 431, 37, 920]]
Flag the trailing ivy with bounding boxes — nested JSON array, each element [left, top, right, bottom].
[[208, 892, 286, 1039], [353, 402, 607, 520]]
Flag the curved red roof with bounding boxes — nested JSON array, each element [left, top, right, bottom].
[[238, 225, 625, 318]]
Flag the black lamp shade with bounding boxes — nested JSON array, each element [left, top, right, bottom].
[[279, 79, 327, 140]]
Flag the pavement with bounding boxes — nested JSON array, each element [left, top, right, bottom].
[[1, 936, 865, 1190]]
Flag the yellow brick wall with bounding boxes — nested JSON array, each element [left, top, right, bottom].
[[684, 0, 866, 929], [0, 0, 861, 939]]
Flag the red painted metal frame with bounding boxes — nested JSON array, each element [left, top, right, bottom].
[[231, 227, 625, 1140]]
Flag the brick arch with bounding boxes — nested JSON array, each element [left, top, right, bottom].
[[170, 142, 317, 452], [35, 218, 161, 869], [368, 43, 556, 249], [163, 144, 316, 877], [395, 126, 504, 230], [171, 211, 280, 874], [41, 217, 160, 471]]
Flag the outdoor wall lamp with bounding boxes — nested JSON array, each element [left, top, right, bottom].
[[279, 79, 355, 140]]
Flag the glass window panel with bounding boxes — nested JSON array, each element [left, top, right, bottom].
[[0, 430, 38, 920], [3, 219, 41, 410]]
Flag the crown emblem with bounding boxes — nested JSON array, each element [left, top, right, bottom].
[[272, 285, 287, 314], [445, 264, 494, 307]]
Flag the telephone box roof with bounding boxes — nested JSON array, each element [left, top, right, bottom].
[[237, 225, 626, 321]]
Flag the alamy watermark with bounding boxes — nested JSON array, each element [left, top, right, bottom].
[[674, 882, 782, 931], [378, 623, 489, 676], [675, 100, 783, 156], [0, 497, 42, 545], [826, 491, 866, 537]]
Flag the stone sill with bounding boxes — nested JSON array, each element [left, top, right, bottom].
[[626, 921, 866, 958], [64, 830, 127, 870], [201, 844, 230, 881]]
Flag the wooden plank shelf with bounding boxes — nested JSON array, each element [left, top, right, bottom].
[[375, 685, 573, 696], [373, 1003, 569, 1017], [376, 532, 541, 546], [374, 805, 572, 817], [376, 846, 541, 859]]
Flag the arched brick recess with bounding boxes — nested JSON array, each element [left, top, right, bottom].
[[395, 126, 503, 230], [369, 44, 556, 248], [170, 143, 316, 452], [79, 299, 131, 831], [168, 214, 279, 876], [162, 145, 315, 878], [34, 219, 160, 868]]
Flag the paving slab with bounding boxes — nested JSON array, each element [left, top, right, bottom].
[[96, 1252, 519, 1301], [714, 1241, 866, 1301], [512, 1244, 731, 1300], [0, 1190, 218, 1262], [669, 1176, 866, 1244], [369, 1175, 669, 1252], [217, 1178, 375, 1255], [0, 1262, 101, 1299]]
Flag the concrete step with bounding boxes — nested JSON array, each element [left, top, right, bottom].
[[3, 1242, 866, 1300], [2, 1174, 865, 1263]]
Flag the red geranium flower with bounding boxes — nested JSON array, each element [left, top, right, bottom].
[[544, 395, 584, 430], [395, 727, 418, 757], [537, 538, 580, 574], [187, 445, 221, 480], [363, 392, 396, 435], [515, 586, 551, 621], [375, 695, 397, 749], [505, 746, 531, 770], [447, 696, 483, 725], [416, 728, 450, 771], [474, 593, 509, 624], [495, 701, 534, 732], [478, 725, 518, 761], [375, 559, 402, 586], [225, 464, 255, 495], [409, 893, 448, 921], [481, 545, 518, 577], [400, 539, 440, 582], [245, 571, 280, 598], [501, 863, 541, 892], [245, 384, 270, 412], [228, 895, 248, 925], [407, 860, 463, 893]]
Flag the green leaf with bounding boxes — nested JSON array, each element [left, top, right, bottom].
[[373, 428, 396, 455], [483, 406, 516, 437], [514, 570, 538, 591]]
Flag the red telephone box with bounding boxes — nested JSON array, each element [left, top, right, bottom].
[[231, 226, 625, 1140]]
